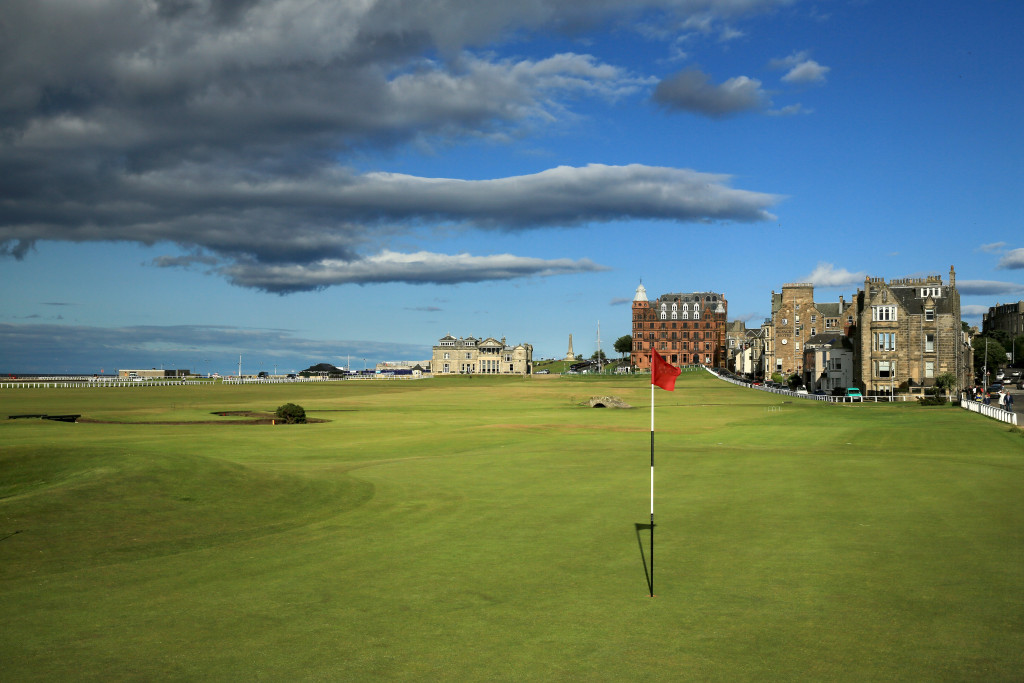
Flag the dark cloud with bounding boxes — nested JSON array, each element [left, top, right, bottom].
[[956, 280, 1024, 296], [222, 251, 612, 293], [1, 0, 789, 290], [652, 68, 766, 117]]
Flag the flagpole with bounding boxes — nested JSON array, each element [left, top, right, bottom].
[[650, 379, 655, 597]]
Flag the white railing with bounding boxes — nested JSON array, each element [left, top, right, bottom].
[[960, 395, 1018, 426], [703, 367, 907, 403]]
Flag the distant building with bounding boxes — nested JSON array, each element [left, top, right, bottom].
[[430, 335, 533, 375], [803, 334, 854, 393], [375, 361, 429, 376], [765, 283, 856, 380], [630, 283, 729, 371], [118, 369, 190, 378], [983, 301, 1024, 339], [853, 267, 971, 394]]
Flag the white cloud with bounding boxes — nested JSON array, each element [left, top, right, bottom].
[[977, 242, 1006, 253], [771, 50, 830, 85], [960, 304, 991, 318], [996, 248, 1024, 270], [803, 262, 866, 288]]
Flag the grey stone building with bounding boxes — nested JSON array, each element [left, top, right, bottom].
[[853, 267, 972, 394], [983, 301, 1024, 339], [430, 335, 533, 375]]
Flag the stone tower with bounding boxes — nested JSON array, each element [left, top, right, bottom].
[[564, 334, 575, 361]]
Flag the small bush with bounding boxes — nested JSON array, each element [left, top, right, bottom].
[[275, 403, 307, 424]]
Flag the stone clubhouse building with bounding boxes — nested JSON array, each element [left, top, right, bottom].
[[430, 335, 534, 375]]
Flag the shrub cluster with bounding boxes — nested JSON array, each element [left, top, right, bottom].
[[917, 391, 948, 407], [275, 403, 307, 424]]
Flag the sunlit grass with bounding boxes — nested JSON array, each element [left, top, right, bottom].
[[1, 374, 1022, 680]]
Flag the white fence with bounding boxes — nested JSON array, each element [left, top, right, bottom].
[[1, 375, 430, 389], [960, 396, 1018, 426], [704, 368, 900, 403]]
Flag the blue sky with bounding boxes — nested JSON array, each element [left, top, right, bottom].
[[2, 0, 1022, 375]]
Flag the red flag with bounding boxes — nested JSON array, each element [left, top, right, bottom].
[[651, 349, 681, 391]]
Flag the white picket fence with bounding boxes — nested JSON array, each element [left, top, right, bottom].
[[960, 396, 1018, 426]]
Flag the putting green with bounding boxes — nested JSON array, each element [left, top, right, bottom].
[[1, 374, 1022, 680]]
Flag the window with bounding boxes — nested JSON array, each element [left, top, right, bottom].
[[810, 328, 816, 336], [872, 305, 897, 321], [921, 287, 941, 298], [660, 312, 667, 320], [782, 318, 788, 325], [925, 360, 934, 378], [925, 334, 934, 353], [443, 352, 450, 359], [465, 352, 472, 359], [877, 360, 892, 378], [874, 333, 896, 351], [693, 311, 699, 320], [681, 312, 688, 320], [811, 315, 817, 324], [671, 312, 677, 320], [925, 308, 935, 322], [671, 303, 677, 312]]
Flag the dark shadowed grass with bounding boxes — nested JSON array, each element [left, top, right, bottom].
[[1, 374, 1022, 680]]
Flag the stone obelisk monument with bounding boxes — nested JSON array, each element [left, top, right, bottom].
[[564, 334, 575, 361]]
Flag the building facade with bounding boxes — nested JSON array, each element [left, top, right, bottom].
[[765, 283, 856, 382], [983, 301, 1024, 339], [430, 335, 533, 375], [854, 267, 970, 394], [630, 283, 729, 371], [803, 334, 854, 393]]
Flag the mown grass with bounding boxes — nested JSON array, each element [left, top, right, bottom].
[[1, 373, 1022, 681]]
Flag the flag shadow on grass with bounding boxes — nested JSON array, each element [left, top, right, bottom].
[[635, 523, 654, 595]]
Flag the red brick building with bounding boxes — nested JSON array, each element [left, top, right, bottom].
[[630, 283, 729, 371]]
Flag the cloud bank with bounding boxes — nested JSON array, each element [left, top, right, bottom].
[[0, 0, 790, 291]]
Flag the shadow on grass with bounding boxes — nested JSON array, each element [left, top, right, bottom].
[[635, 522, 654, 596]]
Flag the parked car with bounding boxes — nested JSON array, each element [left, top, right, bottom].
[[795, 386, 809, 395], [844, 387, 863, 401]]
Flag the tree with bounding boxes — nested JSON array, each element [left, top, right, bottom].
[[276, 403, 306, 424], [590, 349, 607, 360], [613, 334, 632, 360], [934, 371, 957, 396], [972, 337, 1007, 382]]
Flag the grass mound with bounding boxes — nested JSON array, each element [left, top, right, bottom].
[[0, 445, 373, 577]]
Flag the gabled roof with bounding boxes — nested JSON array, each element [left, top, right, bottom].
[[815, 303, 841, 317]]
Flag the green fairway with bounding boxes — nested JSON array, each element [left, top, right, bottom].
[[2, 374, 1023, 680]]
